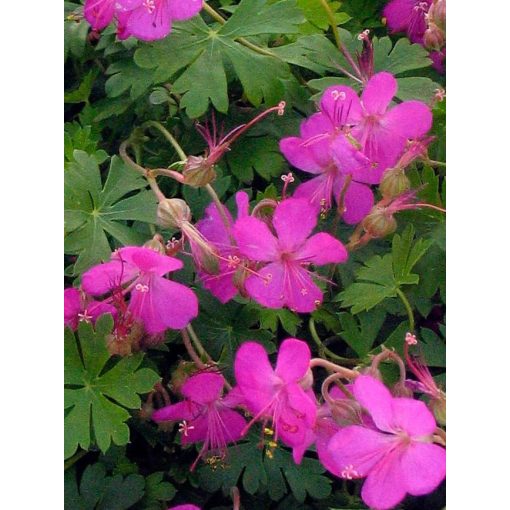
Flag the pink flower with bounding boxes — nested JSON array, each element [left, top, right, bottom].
[[323, 73, 432, 178], [83, 0, 142, 31], [167, 505, 201, 510], [120, 0, 203, 41], [383, 0, 432, 44], [152, 372, 246, 470], [280, 113, 375, 224], [196, 191, 250, 303], [233, 198, 348, 313], [328, 375, 446, 510], [234, 339, 317, 456], [81, 246, 198, 334], [64, 288, 117, 330]]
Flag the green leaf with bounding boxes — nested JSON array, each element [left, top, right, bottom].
[[64, 316, 160, 458], [338, 308, 386, 357], [134, 1, 304, 117], [297, 0, 351, 31], [226, 137, 285, 183], [138, 472, 176, 510], [65, 464, 145, 510], [64, 151, 158, 274], [339, 226, 432, 313], [65, 69, 99, 104], [257, 307, 302, 336], [198, 437, 330, 502], [395, 77, 442, 102], [105, 60, 157, 100], [373, 36, 431, 75]]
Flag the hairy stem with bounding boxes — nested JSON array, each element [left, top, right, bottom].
[[181, 328, 207, 369], [396, 288, 415, 332], [143, 121, 187, 161], [310, 357, 359, 379]]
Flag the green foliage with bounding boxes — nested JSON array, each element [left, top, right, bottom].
[[339, 225, 433, 313], [134, 0, 305, 117], [65, 463, 145, 510], [64, 150, 157, 274], [64, 316, 160, 458], [198, 437, 331, 502]]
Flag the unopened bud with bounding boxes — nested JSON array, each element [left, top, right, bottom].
[[144, 234, 166, 254], [427, 0, 446, 30], [182, 223, 220, 274], [182, 155, 217, 188], [330, 399, 364, 427], [380, 167, 411, 199], [362, 207, 397, 238], [157, 199, 191, 229], [430, 395, 446, 426], [423, 23, 445, 51]]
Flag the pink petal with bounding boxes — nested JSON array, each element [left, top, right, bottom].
[[361, 72, 397, 115], [352, 375, 394, 432], [181, 414, 209, 444], [294, 175, 336, 211], [117, 247, 183, 276], [198, 264, 238, 304], [320, 86, 362, 127], [292, 426, 316, 464], [84, 0, 115, 30], [64, 288, 81, 328], [275, 338, 311, 383], [182, 372, 225, 404], [234, 341, 276, 413], [117, 0, 144, 10], [315, 416, 342, 476], [383, 0, 415, 33], [222, 386, 246, 408], [299, 113, 336, 168], [294, 232, 348, 265], [361, 448, 408, 510], [152, 401, 198, 422], [235, 191, 250, 218], [233, 217, 279, 262], [86, 300, 117, 322], [384, 101, 433, 139], [337, 181, 374, 225], [82, 259, 137, 296], [273, 198, 317, 250], [402, 442, 446, 496], [128, 275, 198, 333], [279, 137, 325, 174], [168, 505, 201, 510], [218, 407, 247, 443], [167, 0, 202, 20], [391, 398, 437, 436], [330, 134, 373, 178], [126, 1, 172, 41], [328, 425, 394, 477], [284, 263, 324, 313], [244, 262, 286, 310]]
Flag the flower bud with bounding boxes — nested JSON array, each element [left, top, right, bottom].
[[380, 167, 411, 199], [423, 22, 445, 51], [362, 207, 397, 238], [427, 0, 446, 30], [157, 199, 191, 229], [181, 223, 220, 275], [144, 234, 166, 254], [330, 399, 364, 427], [430, 395, 446, 426], [182, 156, 217, 188]]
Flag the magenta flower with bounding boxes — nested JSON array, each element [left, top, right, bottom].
[[196, 191, 250, 303], [233, 198, 348, 313], [152, 372, 246, 470], [64, 288, 117, 330], [83, 0, 142, 31], [324, 73, 432, 178], [81, 246, 198, 334], [120, 0, 203, 41], [280, 112, 375, 224], [234, 339, 317, 456], [328, 375, 446, 510], [383, 0, 432, 44], [167, 506, 201, 510]]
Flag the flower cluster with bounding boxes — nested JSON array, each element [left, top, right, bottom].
[[83, 0, 203, 41], [280, 72, 432, 222], [383, 0, 446, 72], [153, 336, 446, 510]]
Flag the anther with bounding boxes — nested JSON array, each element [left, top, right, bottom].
[[341, 464, 360, 480], [135, 283, 150, 293], [405, 332, 418, 345]]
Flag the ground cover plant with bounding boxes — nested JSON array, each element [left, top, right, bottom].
[[64, 1, 446, 508]]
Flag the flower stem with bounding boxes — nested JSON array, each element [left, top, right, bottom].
[[186, 323, 213, 364], [318, 0, 361, 78], [64, 449, 88, 471], [309, 318, 358, 365], [396, 288, 415, 332], [143, 121, 187, 162], [119, 141, 166, 202], [310, 357, 359, 379], [181, 328, 207, 369], [427, 159, 447, 168]]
